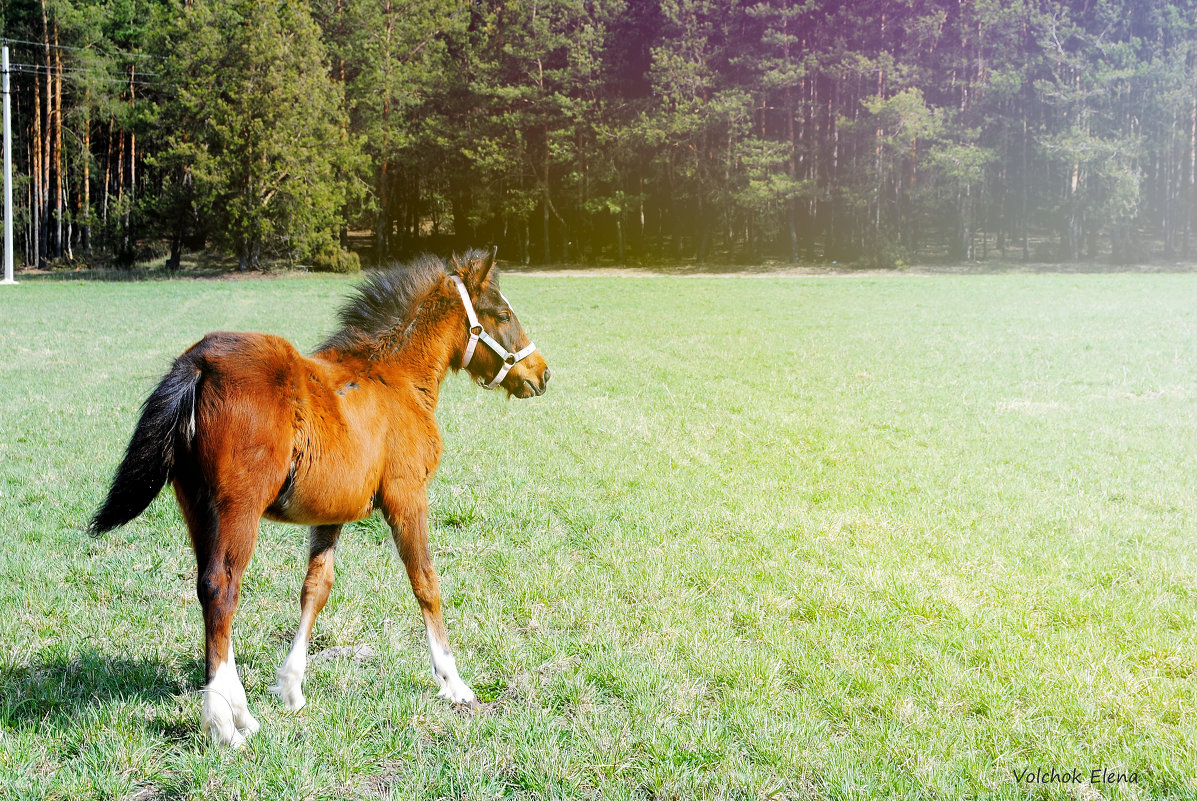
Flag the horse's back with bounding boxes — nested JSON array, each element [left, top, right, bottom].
[[185, 330, 302, 382]]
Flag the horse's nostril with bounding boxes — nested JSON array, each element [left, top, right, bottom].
[[542, 368, 551, 386]]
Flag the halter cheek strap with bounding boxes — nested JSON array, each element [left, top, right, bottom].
[[450, 275, 538, 390]]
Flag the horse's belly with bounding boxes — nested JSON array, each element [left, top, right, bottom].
[[264, 459, 377, 526], [264, 489, 375, 526]]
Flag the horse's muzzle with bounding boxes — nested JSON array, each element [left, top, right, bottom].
[[519, 367, 550, 398]]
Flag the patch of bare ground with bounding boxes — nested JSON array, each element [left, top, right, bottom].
[[501, 259, 1197, 277], [11, 248, 311, 281], [15, 265, 312, 282], [14, 254, 1197, 280], [911, 259, 1197, 275]]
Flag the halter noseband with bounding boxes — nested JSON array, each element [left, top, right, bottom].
[[450, 275, 537, 390]]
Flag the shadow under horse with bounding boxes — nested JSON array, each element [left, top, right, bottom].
[[90, 249, 550, 746]]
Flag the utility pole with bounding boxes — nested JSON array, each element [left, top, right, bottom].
[[2, 42, 15, 284]]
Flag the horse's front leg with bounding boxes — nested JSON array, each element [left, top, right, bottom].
[[271, 524, 342, 711], [384, 492, 477, 706]]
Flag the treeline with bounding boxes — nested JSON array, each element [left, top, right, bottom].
[[3, 0, 1197, 268]]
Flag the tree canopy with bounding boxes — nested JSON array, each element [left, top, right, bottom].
[[4, 0, 1197, 268]]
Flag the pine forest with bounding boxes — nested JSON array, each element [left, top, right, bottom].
[[3, 0, 1197, 270]]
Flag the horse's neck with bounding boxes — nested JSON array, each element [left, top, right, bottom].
[[386, 287, 465, 399]]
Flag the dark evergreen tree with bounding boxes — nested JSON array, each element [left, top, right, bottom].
[[5, 0, 1197, 268]]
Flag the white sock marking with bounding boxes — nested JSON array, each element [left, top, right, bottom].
[[200, 646, 259, 747], [426, 629, 476, 705], [270, 631, 309, 712]]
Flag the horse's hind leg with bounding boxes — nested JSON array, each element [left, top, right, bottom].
[[181, 490, 263, 747], [271, 524, 341, 711], [384, 493, 477, 706]]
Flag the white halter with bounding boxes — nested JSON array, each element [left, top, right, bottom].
[[450, 275, 538, 390]]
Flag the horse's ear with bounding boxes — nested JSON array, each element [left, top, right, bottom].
[[456, 248, 497, 293]]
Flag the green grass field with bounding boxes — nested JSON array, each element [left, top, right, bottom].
[[1, 271, 1195, 800]]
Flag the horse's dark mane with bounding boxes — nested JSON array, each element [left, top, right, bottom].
[[318, 253, 451, 357]]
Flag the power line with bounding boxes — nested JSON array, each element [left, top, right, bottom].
[[9, 61, 158, 78], [7, 63, 161, 89], [2, 37, 157, 61]]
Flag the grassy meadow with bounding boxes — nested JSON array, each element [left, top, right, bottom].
[[0, 269, 1195, 799]]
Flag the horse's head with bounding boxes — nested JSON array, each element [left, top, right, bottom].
[[449, 249, 550, 399]]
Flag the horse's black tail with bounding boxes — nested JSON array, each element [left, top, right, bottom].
[[89, 356, 202, 534]]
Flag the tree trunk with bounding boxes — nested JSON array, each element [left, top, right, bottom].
[[53, 20, 64, 260], [638, 177, 646, 260], [115, 129, 126, 257], [40, 0, 52, 265], [31, 79, 43, 268], [25, 178, 33, 265], [167, 167, 188, 271], [167, 231, 183, 270], [1021, 116, 1029, 261], [1187, 96, 1196, 258], [82, 101, 91, 254], [126, 66, 137, 255], [376, 161, 390, 258], [541, 140, 552, 265], [375, 3, 394, 258], [542, 195, 551, 264], [102, 118, 114, 226]]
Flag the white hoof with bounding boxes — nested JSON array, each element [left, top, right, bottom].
[[202, 695, 253, 748], [225, 727, 248, 749], [236, 708, 261, 735], [202, 653, 258, 747], [436, 679, 478, 706], [272, 639, 309, 712], [426, 631, 476, 706], [269, 672, 306, 712]]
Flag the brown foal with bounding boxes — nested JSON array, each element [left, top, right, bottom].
[[91, 249, 549, 746]]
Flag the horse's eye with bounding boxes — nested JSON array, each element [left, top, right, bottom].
[[497, 311, 511, 323]]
